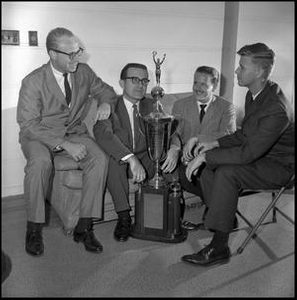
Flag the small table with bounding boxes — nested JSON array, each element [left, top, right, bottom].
[[130, 181, 188, 243]]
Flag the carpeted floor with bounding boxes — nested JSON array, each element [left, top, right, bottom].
[[1, 192, 294, 297]]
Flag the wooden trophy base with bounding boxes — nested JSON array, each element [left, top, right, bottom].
[[130, 183, 188, 243]]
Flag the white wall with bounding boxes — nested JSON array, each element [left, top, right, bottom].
[[1, 2, 295, 197], [234, 2, 295, 123], [1, 1, 225, 197]]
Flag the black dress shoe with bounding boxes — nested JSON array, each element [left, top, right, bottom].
[[73, 229, 103, 253], [114, 217, 132, 242], [181, 244, 230, 266], [25, 229, 44, 257]]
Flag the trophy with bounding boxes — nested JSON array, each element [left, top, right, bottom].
[[130, 51, 188, 243], [141, 51, 174, 189]]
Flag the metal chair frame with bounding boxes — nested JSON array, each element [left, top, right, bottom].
[[236, 174, 295, 254]]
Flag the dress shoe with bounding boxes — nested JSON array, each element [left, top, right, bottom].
[[182, 216, 239, 232], [73, 229, 103, 253], [114, 217, 132, 242], [25, 229, 44, 257], [181, 244, 230, 266]]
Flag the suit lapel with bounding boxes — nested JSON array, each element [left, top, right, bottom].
[[45, 62, 69, 106]]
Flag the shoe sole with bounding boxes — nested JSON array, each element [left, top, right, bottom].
[[73, 237, 103, 253], [181, 256, 230, 267], [25, 248, 44, 257]]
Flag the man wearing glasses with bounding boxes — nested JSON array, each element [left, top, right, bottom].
[[17, 27, 117, 256], [93, 63, 155, 242]]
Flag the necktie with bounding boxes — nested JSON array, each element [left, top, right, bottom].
[[133, 104, 141, 150], [200, 104, 206, 123], [63, 73, 72, 105]]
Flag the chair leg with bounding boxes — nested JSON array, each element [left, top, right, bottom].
[[237, 186, 286, 254]]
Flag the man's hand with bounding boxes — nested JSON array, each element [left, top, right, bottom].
[[182, 137, 198, 163], [126, 155, 146, 183], [185, 153, 206, 181], [161, 148, 179, 173], [60, 140, 87, 162], [95, 102, 111, 121], [193, 140, 219, 156]]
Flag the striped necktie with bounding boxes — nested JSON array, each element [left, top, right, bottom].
[[133, 104, 141, 150], [63, 73, 72, 105]]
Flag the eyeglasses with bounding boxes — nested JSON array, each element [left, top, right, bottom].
[[124, 77, 150, 86], [50, 47, 84, 60]]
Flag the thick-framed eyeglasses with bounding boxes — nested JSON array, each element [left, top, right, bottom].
[[50, 47, 84, 60], [124, 77, 150, 86]]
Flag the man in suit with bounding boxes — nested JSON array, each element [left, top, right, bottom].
[[161, 66, 236, 230], [93, 63, 155, 242], [181, 43, 294, 266], [17, 27, 117, 256]]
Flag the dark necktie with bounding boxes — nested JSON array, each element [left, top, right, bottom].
[[200, 104, 206, 123], [63, 73, 72, 105], [133, 104, 141, 150]]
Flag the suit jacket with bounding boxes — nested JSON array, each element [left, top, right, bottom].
[[171, 94, 236, 147], [206, 81, 294, 183], [17, 62, 117, 149], [93, 96, 153, 162]]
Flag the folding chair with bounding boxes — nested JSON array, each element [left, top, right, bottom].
[[236, 174, 295, 254]]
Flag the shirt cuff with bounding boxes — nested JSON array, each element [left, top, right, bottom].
[[121, 153, 134, 162]]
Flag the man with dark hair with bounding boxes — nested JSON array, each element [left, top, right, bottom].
[[181, 43, 294, 266], [93, 63, 155, 242], [162, 66, 236, 230], [17, 27, 117, 256]]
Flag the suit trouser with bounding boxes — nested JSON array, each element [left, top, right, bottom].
[[200, 159, 293, 233], [20, 133, 109, 223], [106, 151, 155, 213], [178, 163, 204, 200]]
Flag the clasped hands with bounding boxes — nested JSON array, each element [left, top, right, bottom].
[[182, 137, 218, 181]]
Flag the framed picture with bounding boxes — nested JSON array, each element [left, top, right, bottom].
[[28, 31, 38, 46], [1, 30, 20, 45]]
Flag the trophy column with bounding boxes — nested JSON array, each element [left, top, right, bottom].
[[130, 51, 187, 243]]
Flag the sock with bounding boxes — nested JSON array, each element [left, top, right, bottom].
[[118, 210, 130, 220], [27, 221, 42, 232], [210, 230, 229, 249], [75, 218, 92, 232]]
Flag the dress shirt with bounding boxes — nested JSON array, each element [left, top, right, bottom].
[[252, 88, 264, 100], [196, 94, 214, 113], [50, 62, 72, 106]]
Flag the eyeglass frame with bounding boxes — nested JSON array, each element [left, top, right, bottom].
[[49, 47, 84, 60], [124, 77, 150, 86]]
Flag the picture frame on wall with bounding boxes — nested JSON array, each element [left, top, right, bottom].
[[1, 30, 20, 45], [28, 31, 38, 46]]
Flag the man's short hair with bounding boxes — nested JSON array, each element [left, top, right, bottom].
[[237, 43, 275, 78], [195, 66, 220, 85], [46, 27, 74, 54], [120, 63, 148, 80]]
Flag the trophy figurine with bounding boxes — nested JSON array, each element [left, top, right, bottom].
[[142, 51, 174, 189]]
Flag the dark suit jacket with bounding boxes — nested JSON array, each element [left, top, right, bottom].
[[93, 96, 153, 162], [171, 94, 236, 147], [206, 81, 294, 184], [17, 62, 117, 149]]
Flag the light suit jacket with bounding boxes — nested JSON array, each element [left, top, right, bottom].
[[171, 94, 236, 147], [17, 61, 117, 149]]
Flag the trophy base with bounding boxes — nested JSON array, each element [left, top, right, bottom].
[[130, 184, 188, 244], [130, 227, 188, 244]]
